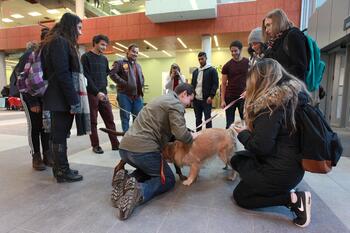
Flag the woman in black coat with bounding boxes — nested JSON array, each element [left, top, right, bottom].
[[262, 9, 308, 82], [231, 59, 311, 227], [41, 13, 83, 183]]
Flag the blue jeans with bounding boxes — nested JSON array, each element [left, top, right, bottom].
[[117, 93, 143, 132], [119, 149, 176, 203]]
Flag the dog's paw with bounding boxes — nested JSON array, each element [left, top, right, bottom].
[[179, 174, 188, 181], [182, 179, 193, 186]]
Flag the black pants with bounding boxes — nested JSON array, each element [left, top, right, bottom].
[[230, 152, 304, 209], [193, 98, 212, 131], [22, 97, 50, 155], [51, 111, 74, 145], [225, 97, 244, 128]]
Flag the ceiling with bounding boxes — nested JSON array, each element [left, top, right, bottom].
[[0, 0, 67, 28], [0, 0, 145, 28], [101, 32, 250, 59]]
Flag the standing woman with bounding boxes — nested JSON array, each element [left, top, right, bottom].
[[262, 8, 308, 82], [41, 13, 84, 183], [164, 63, 185, 93]]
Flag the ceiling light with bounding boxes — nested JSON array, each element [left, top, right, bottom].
[[113, 46, 125, 52], [138, 52, 149, 58], [2, 18, 13, 23], [111, 9, 121, 15], [115, 42, 128, 49], [139, 4, 145, 8], [28, 12, 42, 17], [218, 47, 221, 50], [47, 9, 60, 14], [109, 0, 123, 5], [115, 53, 124, 57], [10, 14, 24, 19], [123, 0, 130, 2], [177, 37, 187, 49], [213, 35, 219, 47], [162, 50, 171, 57], [143, 40, 158, 50], [190, 0, 198, 10], [189, 48, 193, 52]]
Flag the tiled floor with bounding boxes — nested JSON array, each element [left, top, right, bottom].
[[0, 109, 349, 233]]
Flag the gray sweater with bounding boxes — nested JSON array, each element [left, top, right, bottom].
[[120, 92, 193, 153]]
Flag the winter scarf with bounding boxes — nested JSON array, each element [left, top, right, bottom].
[[72, 63, 91, 136]]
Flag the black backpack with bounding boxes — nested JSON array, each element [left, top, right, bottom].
[[295, 103, 343, 173]]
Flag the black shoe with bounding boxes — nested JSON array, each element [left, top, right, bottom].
[[290, 191, 312, 227], [70, 168, 79, 175], [112, 140, 120, 151], [56, 169, 83, 183], [92, 146, 104, 154], [116, 177, 143, 220]]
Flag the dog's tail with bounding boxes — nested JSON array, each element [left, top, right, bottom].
[[99, 128, 125, 136]]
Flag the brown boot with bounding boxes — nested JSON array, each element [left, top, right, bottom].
[[43, 150, 54, 167], [32, 152, 46, 171]]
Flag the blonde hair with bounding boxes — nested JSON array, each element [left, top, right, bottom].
[[244, 58, 307, 131], [262, 8, 292, 41]]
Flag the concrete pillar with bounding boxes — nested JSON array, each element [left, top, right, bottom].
[[201, 35, 212, 65], [0, 52, 6, 91], [76, 0, 85, 19]]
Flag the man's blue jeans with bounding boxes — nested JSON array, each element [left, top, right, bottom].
[[119, 149, 176, 203], [117, 93, 143, 132]]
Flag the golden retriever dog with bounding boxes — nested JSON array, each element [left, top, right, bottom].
[[101, 127, 237, 186], [162, 127, 237, 186]]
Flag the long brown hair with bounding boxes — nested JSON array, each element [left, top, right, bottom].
[[41, 13, 82, 70], [262, 8, 292, 41], [244, 58, 307, 131], [169, 63, 181, 76]]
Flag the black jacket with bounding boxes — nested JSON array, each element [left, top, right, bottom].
[[41, 36, 80, 112], [264, 27, 308, 82], [237, 104, 305, 183], [191, 66, 219, 100]]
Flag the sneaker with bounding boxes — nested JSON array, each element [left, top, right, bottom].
[[111, 169, 129, 207], [116, 177, 143, 220], [92, 146, 104, 154], [290, 191, 312, 227]]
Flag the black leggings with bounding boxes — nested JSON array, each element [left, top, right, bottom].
[[22, 98, 50, 155], [231, 152, 304, 209], [225, 97, 244, 128]]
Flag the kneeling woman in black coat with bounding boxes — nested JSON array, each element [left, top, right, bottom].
[[231, 58, 311, 228]]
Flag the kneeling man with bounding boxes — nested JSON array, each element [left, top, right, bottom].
[[113, 83, 197, 220]]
